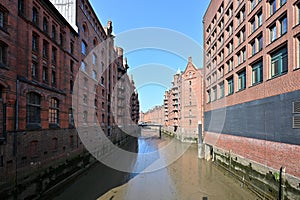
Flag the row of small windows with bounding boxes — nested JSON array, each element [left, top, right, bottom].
[[26, 93, 105, 128], [207, 45, 288, 103], [206, 0, 286, 36], [207, 13, 288, 67], [206, 0, 290, 50]]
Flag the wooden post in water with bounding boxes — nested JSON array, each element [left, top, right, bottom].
[[159, 126, 162, 139], [279, 166, 286, 200]]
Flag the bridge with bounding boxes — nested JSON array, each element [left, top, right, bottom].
[[138, 123, 163, 138]]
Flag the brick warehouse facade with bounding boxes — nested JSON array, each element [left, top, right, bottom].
[[203, 0, 300, 198], [0, 0, 139, 197], [144, 57, 203, 143]]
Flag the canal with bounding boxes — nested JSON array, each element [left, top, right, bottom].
[[53, 128, 258, 200]]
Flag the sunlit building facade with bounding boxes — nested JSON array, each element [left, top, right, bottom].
[[203, 0, 300, 197]]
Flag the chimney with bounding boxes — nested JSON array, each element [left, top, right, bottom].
[[188, 56, 192, 63], [107, 20, 113, 36]]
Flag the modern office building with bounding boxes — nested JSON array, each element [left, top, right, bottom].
[[203, 0, 300, 197]]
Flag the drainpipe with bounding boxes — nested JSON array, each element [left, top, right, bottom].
[[15, 79, 19, 131], [14, 79, 19, 199]]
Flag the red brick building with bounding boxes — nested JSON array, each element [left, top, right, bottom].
[[203, 0, 300, 198], [145, 57, 204, 142], [0, 0, 139, 197]]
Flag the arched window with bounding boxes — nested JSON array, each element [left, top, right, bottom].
[[26, 92, 41, 124], [81, 41, 87, 55], [93, 38, 98, 46], [82, 24, 87, 35], [49, 98, 59, 125]]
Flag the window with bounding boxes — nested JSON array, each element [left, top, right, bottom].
[[94, 99, 98, 108], [252, 61, 263, 85], [51, 70, 56, 86], [270, 24, 277, 42], [227, 77, 234, 95], [42, 41, 48, 58], [92, 54, 97, 65], [52, 47, 57, 64], [238, 70, 246, 91], [0, 9, 7, 30], [207, 90, 211, 103], [219, 82, 224, 99], [258, 12, 263, 27], [270, 0, 276, 16], [280, 16, 287, 35], [258, 35, 263, 51], [81, 61, 86, 71], [42, 66, 48, 82], [32, 34, 38, 52], [0, 42, 7, 66], [82, 41, 87, 55], [251, 40, 256, 56], [32, 7, 38, 25], [280, 0, 286, 7], [212, 86, 217, 101], [101, 77, 104, 85], [92, 70, 97, 80], [227, 58, 234, 72], [43, 17, 48, 33], [271, 46, 288, 77], [49, 98, 59, 125], [18, 0, 25, 15], [31, 62, 38, 80], [298, 4, 300, 25], [52, 25, 56, 41], [68, 108, 74, 126], [251, 18, 256, 33], [83, 111, 88, 124], [26, 92, 41, 124], [83, 94, 88, 104]]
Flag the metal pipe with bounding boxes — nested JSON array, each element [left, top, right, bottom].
[[15, 79, 19, 131]]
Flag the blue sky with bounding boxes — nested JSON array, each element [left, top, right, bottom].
[[90, 0, 210, 112]]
